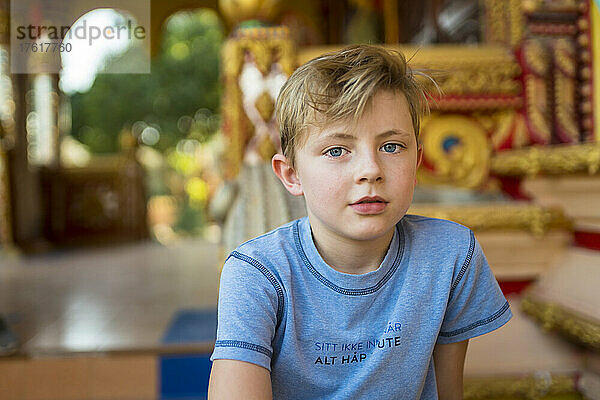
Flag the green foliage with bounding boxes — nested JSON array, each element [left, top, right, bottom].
[[69, 9, 224, 153]]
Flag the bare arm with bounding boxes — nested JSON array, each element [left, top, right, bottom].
[[433, 339, 469, 400], [208, 359, 272, 400]]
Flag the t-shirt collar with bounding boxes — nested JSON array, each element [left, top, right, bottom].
[[294, 216, 404, 294]]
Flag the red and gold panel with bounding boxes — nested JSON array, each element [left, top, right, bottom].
[[553, 38, 579, 144], [521, 39, 552, 145]]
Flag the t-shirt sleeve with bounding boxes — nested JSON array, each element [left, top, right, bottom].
[[437, 231, 512, 344], [210, 251, 283, 371]]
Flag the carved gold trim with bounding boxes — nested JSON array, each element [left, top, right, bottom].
[[524, 40, 549, 75], [392, 45, 521, 97], [554, 39, 579, 143], [407, 204, 571, 236], [464, 373, 578, 399], [298, 45, 522, 97], [490, 143, 600, 176], [521, 296, 600, 351], [483, 0, 524, 47], [523, 40, 552, 144], [484, 0, 505, 43], [485, 0, 505, 43], [509, 0, 525, 47], [522, 0, 579, 13], [224, 30, 295, 77], [481, 109, 529, 150]]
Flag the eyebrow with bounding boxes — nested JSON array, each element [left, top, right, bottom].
[[319, 129, 411, 141]]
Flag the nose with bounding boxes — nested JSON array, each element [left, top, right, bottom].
[[354, 150, 383, 183]]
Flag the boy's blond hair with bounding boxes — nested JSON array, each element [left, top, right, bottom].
[[276, 44, 431, 168]]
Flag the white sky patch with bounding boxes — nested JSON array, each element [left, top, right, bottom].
[[59, 9, 133, 94]]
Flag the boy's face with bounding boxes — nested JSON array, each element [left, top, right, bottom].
[[275, 90, 422, 244]]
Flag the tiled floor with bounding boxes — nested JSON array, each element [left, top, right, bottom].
[[0, 238, 221, 356]]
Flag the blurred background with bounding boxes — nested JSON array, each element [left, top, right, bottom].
[[0, 0, 599, 399]]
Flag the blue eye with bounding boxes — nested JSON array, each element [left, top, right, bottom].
[[381, 143, 403, 153], [325, 147, 345, 157]]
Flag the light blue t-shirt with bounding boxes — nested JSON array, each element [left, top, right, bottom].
[[211, 215, 512, 399]]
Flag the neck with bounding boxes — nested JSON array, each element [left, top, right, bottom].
[[309, 218, 395, 275]]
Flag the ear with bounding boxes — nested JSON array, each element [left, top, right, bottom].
[[272, 154, 304, 196]]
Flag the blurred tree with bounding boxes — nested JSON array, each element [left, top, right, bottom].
[[70, 9, 223, 153]]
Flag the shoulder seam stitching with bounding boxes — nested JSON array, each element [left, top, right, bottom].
[[229, 251, 285, 328], [237, 223, 295, 248], [448, 230, 475, 299]]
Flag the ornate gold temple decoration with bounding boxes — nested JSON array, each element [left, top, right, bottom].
[[464, 373, 577, 400], [474, 109, 530, 150], [509, 0, 525, 47], [221, 26, 294, 179], [219, 0, 281, 27], [522, 0, 579, 13], [402, 45, 522, 99], [523, 40, 552, 144], [519, 0, 592, 143], [483, 0, 525, 47], [577, 3, 594, 141], [257, 132, 277, 162], [255, 91, 275, 123], [224, 27, 294, 78], [418, 114, 491, 188], [521, 296, 600, 350], [298, 45, 522, 106], [407, 204, 571, 236], [490, 143, 600, 176], [554, 39, 579, 143], [483, 0, 507, 44]]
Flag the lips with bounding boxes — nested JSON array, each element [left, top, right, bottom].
[[350, 196, 388, 214], [351, 196, 387, 205]]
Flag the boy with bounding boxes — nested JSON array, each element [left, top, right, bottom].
[[209, 44, 511, 399]]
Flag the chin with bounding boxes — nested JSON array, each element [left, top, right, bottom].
[[345, 222, 396, 241]]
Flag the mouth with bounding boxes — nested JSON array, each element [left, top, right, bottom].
[[351, 196, 388, 205], [349, 196, 388, 215]]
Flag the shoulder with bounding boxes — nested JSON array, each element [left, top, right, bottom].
[[400, 214, 476, 262], [233, 218, 299, 259], [401, 214, 472, 242], [218, 222, 299, 318], [224, 218, 300, 281]]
